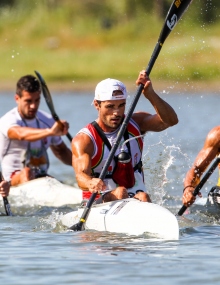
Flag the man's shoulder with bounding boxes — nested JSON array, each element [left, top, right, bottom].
[[77, 127, 92, 137], [72, 131, 93, 152], [205, 126, 220, 147], [36, 109, 53, 123], [0, 108, 20, 133], [128, 115, 141, 129], [74, 127, 93, 143], [37, 109, 52, 118], [0, 107, 18, 121], [208, 126, 220, 136]]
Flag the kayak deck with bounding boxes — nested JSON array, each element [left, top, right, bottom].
[[6, 176, 82, 207], [62, 198, 179, 240]]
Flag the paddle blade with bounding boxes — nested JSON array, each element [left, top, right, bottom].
[[35, 70, 73, 142], [0, 172, 13, 216], [146, 0, 193, 75], [35, 70, 58, 119], [3, 197, 13, 216], [159, 0, 193, 44], [69, 222, 84, 231], [68, 193, 97, 231]]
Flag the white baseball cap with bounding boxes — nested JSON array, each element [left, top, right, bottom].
[[94, 78, 127, 101]]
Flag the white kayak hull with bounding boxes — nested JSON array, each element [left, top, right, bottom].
[[6, 177, 82, 207], [61, 198, 179, 240]]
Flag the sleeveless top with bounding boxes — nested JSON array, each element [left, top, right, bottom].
[[79, 117, 147, 196]]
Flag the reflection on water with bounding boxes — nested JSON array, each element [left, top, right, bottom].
[[66, 231, 179, 255]]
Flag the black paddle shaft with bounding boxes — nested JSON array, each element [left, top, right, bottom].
[[69, 0, 194, 231], [0, 172, 12, 216], [34, 71, 73, 142], [3, 197, 12, 217], [177, 156, 220, 216]]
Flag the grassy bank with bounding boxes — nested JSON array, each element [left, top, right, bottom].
[[0, 2, 220, 91]]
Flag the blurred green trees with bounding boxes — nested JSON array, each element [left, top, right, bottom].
[[0, 0, 220, 85], [1, 0, 220, 24]]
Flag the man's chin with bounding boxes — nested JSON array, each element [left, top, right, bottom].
[[25, 114, 36, 119], [109, 123, 120, 130]]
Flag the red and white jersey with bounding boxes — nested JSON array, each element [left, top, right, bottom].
[[79, 117, 147, 194]]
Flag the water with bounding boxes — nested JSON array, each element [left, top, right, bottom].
[[0, 88, 220, 284]]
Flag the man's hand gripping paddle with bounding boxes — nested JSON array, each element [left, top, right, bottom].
[[177, 156, 220, 216]]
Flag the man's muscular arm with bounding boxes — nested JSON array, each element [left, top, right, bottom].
[[8, 120, 69, 141], [72, 133, 106, 193], [182, 126, 220, 206]]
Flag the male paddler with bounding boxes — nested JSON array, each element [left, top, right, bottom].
[[71, 70, 178, 203], [182, 125, 220, 207], [0, 75, 72, 187]]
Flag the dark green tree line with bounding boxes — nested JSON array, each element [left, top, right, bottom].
[[0, 0, 220, 24]]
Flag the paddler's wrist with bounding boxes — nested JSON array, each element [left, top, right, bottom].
[[86, 178, 94, 192], [183, 185, 195, 193], [46, 128, 53, 136]]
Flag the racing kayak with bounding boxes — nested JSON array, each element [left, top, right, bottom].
[[6, 176, 82, 207], [61, 198, 179, 240]]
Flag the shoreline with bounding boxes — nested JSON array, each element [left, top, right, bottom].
[[0, 79, 219, 94]]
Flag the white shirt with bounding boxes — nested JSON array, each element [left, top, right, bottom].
[[0, 107, 62, 180]]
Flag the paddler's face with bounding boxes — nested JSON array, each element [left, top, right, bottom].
[[94, 91, 126, 132], [15, 90, 41, 119]]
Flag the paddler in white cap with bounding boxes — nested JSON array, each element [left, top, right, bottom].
[[71, 71, 178, 203]]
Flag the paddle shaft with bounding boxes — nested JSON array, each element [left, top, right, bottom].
[[69, 0, 194, 231], [34, 71, 73, 142], [3, 197, 12, 217], [177, 156, 220, 216], [0, 172, 12, 216]]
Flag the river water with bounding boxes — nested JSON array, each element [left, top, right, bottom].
[[0, 86, 220, 285]]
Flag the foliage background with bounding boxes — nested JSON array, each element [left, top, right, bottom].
[[0, 0, 220, 91]]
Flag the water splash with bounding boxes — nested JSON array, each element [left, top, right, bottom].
[[39, 210, 66, 232], [142, 141, 190, 206]]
